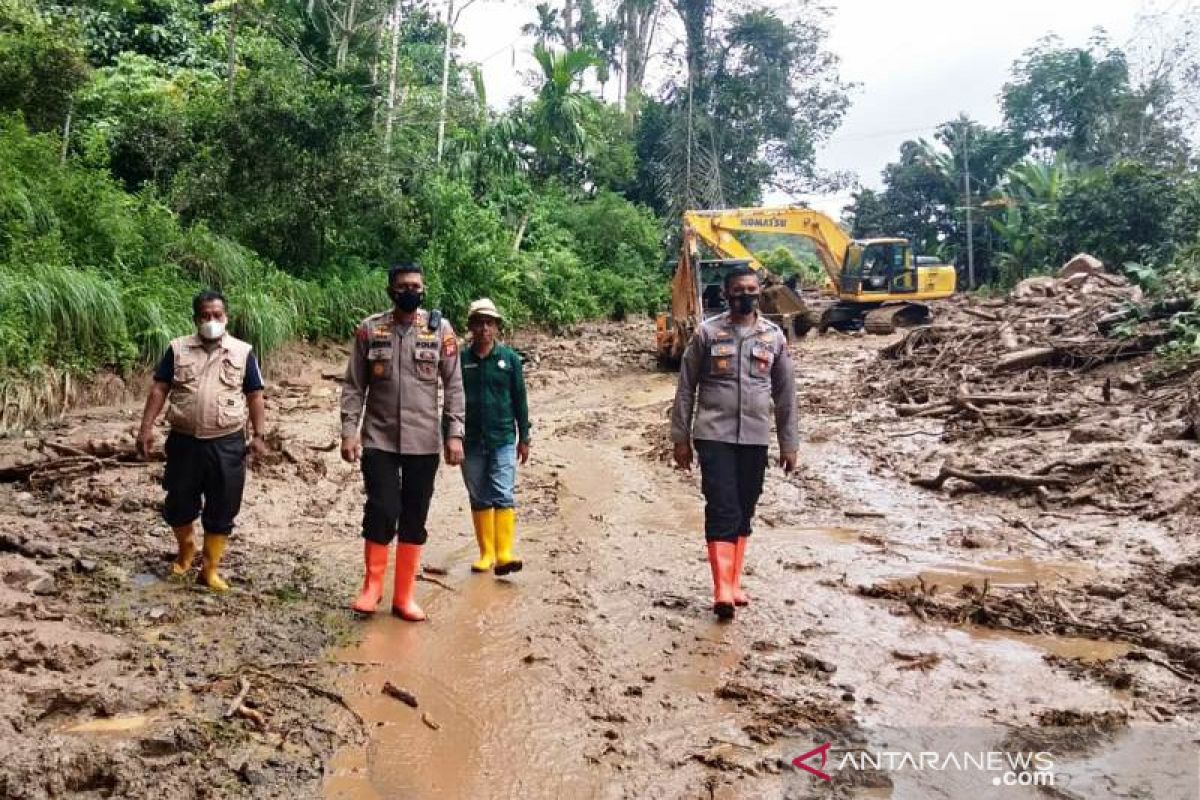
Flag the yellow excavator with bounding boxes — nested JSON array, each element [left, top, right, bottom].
[[654, 206, 958, 364]]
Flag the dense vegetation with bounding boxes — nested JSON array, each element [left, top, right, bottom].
[[0, 0, 849, 384], [2, 0, 1197, 388]]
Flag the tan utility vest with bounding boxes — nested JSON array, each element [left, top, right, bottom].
[[165, 334, 253, 439]]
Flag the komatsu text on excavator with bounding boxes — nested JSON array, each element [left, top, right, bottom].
[[654, 206, 957, 364]]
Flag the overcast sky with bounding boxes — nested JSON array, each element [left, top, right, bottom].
[[456, 0, 1166, 215]]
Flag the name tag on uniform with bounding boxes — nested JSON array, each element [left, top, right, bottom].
[[463, 362, 479, 369], [368, 347, 392, 360], [710, 343, 735, 357]]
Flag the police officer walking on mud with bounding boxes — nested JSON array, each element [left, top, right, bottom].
[[137, 290, 268, 592], [341, 263, 465, 621], [670, 267, 798, 620]]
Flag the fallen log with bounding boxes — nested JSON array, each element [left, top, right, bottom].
[[0, 449, 159, 483], [993, 347, 1057, 372], [954, 392, 1041, 406], [894, 401, 955, 418], [913, 464, 1074, 491], [961, 307, 1001, 323]]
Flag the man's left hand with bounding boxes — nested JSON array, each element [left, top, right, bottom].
[[517, 441, 530, 466], [247, 435, 269, 468], [779, 451, 798, 474], [444, 438, 464, 466]]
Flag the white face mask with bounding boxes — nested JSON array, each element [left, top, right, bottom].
[[199, 320, 226, 341]]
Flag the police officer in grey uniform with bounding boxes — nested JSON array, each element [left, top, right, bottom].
[[670, 266, 799, 620], [340, 263, 465, 621]]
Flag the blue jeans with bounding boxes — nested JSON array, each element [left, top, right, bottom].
[[461, 442, 517, 510]]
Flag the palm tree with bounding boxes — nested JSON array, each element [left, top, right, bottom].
[[449, 67, 527, 193], [528, 44, 599, 177], [521, 3, 562, 47], [595, 17, 621, 101]]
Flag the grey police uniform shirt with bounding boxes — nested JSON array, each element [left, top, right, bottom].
[[340, 308, 466, 455], [669, 312, 799, 452]]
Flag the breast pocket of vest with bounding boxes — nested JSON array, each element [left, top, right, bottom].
[[709, 342, 735, 377], [413, 347, 439, 381], [367, 347, 393, 381], [173, 361, 196, 387], [219, 358, 244, 388], [750, 344, 774, 379]]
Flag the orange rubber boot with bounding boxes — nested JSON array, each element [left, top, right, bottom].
[[391, 543, 427, 622], [706, 541, 737, 620], [733, 536, 749, 607], [351, 541, 389, 613]]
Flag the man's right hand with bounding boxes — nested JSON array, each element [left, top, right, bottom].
[[136, 429, 154, 461], [341, 435, 362, 463], [673, 442, 693, 471]]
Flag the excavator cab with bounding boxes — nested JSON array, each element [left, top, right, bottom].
[[841, 239, 917, 297]]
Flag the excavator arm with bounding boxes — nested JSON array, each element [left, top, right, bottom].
[[683, 206, 852, 287]]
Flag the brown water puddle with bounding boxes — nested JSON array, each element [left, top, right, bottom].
[[967, 626, 1132, 664], [892, 557, 1094, 592]]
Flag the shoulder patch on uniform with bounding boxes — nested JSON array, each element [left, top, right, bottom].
[[355, 326, 370, 343], [442, 334, 458, 358]]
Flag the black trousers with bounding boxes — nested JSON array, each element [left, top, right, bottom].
[[162, 431, 246, 536], [361, 449, 440, 545], [695, 440, 768, 543]]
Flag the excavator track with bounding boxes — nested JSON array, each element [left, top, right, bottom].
[[862, 302, 931, 335]]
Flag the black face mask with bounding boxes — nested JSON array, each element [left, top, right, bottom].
[[389, 289, 423, 312], [730, 294, 759, 315]]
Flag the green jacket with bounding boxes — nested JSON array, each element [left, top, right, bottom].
[[461, 342, 531, 449]]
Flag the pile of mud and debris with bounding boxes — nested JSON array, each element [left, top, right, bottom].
[[874, 255, 1199, 527]]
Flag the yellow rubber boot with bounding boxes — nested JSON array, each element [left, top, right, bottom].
[[493, 508, 523, 576], [198, 534, 230, 593], [470, 509, 496, 573], [170, 524, 197, 577]]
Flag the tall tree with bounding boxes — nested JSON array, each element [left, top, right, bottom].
[[520, 2, 560, 47], [1002, 34, 1189, 168], [619, 0, 659, 115]]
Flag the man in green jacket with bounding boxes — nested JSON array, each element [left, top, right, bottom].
[[459, 298, 531, 575]]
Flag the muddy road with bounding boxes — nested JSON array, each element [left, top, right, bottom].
[[1, 323, 1197, 798]]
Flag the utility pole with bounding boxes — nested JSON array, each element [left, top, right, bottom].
[[435, 0, 455, 165], [962, 125, 975, 290], [435, 0, 479, 165]]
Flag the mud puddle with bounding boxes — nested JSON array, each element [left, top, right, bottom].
[[894, 556, 1094, 591]]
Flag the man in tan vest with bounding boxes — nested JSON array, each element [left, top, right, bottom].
[[137, 290, 268, 591]]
